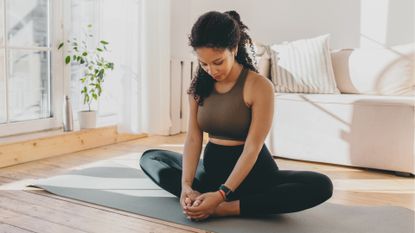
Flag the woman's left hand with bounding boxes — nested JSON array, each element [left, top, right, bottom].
[[183, 191, 224, 221]]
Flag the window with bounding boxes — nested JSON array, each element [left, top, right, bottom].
[[0, 0, 63, 136], [0, 0, 140, 136], [69, 0, 100, 117], [69, 0, 140, 126]]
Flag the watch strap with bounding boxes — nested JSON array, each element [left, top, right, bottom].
[[219, 184, 233, 200]]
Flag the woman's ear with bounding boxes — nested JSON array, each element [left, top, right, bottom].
[[233, 48, 238, 57]]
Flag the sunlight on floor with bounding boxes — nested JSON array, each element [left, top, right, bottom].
[[0, 179, 38, 190]]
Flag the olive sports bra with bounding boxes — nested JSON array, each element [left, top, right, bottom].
[[197, 67, 251, 141]]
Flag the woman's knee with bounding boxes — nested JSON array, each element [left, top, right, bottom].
[[139, 149, 182, 171], [313, 172, 333, 200], [139, 149, 162, 170]]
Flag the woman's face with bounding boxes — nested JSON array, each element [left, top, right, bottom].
[[195, 47, 236, 82]]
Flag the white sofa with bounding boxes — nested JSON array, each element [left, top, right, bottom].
[[258, 46, 415, 176]]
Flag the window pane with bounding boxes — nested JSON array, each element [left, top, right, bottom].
[[70, 0, 99, 115], [70, 65, 85, 114], [8, 49, 50, 122], [6, 0, 49, 47], [0, 49, 6, 123], [71, 0, 99, 39]]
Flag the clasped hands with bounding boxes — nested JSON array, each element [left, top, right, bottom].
[[180, 185, 224, 221]]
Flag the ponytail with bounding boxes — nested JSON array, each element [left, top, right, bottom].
[[224, 10, 258, 72]]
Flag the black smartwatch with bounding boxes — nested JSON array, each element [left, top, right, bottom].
[[219, 184, 233, 201]]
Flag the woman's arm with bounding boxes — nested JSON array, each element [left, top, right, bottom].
[[182, 94, 204, 187], [224, 75, 275, 192]]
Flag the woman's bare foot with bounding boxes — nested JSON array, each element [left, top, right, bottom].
[[212, 200, 240, 217]]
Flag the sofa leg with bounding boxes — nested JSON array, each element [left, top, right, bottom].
[[394, 171, 414, 177]]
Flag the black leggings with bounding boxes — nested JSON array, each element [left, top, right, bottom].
[[139, 142, 333, 216]]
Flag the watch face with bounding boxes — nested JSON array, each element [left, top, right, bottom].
[[220, 184, 232, 195]]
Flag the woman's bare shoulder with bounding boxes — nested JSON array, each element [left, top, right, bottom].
[[246, 71, 274, 93], [244, 70, 274, 106], [252, 70, 273, 85]]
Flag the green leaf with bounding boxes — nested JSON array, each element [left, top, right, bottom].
[[65, 56, 71, 64], [82, 51, 88, 56], [92, 93, 98, 100], [87, 24, 92, 28], [96, 48, 103, 52], [97, 85, 102, 95], [58, 42, 64, 50], [80, 59, 85, 64], [100, 40, 109, 45], [98, 69, 104, 78]]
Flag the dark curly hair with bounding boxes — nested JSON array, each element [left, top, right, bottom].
[[187, 10, 257, 106]]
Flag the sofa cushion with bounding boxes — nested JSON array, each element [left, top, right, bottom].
[[269, 34, 340, 94], [331, 45, 415, 96], [276, 93, 415, 106], [269, 93, 415, 174]]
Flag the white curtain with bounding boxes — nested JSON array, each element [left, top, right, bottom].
[[118, 0, 172, 135]]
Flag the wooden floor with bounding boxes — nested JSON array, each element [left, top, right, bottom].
[[0, 134, 413, 233]]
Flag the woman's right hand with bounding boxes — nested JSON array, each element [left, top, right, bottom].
[[180, 184, 201, 210]]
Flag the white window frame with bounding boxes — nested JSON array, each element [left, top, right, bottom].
[[0, 0, 65, 137]]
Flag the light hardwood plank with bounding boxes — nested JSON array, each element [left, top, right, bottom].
[[0, 223, 35, 233], [0, 208, 87, 233]]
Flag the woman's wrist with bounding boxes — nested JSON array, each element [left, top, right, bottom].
[[181, 181, 192, 188], [219, 184, 233, 201], [216, 190, 226, 203]]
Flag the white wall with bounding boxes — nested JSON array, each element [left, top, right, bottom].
[[170, 0, 193, 60], [171, 0, 414, 58]]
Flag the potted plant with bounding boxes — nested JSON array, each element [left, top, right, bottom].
[[58, 25, 114, 129]]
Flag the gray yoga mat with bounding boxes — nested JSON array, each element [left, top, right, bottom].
[[29, 159, 414, 233]]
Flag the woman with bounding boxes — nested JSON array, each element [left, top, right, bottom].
[[140, 10, 333, 221]]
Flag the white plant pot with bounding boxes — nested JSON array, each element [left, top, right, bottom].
[[78, 111, 97, 129]]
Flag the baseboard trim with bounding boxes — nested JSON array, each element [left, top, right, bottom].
[[0, 126, 147, 168]]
